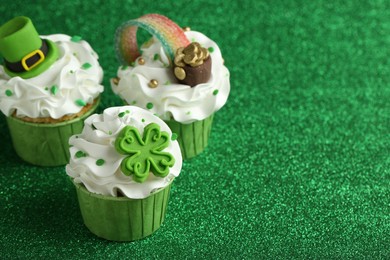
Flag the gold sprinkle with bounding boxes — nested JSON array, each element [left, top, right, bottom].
[[148, 79, 158, 88], [183, 26, 191, 32], [138, 58, 145, 65], [112, 77, 120, 85], [174, 67, 186, 80]]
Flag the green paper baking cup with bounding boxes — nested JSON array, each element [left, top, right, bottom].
[[6, 99, 100, 166], [73, 182, 172, 241], [165, 114, 214, 159]]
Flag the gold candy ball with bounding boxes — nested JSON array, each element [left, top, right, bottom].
[[138, 58, 145, 65], [148, 79, 158, 88], [183, 26, 191, 32], [112, 77, 120, 85]]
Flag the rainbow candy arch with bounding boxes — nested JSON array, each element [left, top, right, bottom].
[[115, 14, 190, 65]]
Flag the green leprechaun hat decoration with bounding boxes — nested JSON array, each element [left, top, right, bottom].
[[0, 16, 58, 79]]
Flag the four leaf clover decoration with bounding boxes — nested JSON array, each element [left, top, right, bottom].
[[115, 123, 175, 183]]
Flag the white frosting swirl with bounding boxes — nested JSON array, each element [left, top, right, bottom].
[[66, 106, 182, 199], [111, 31, 230, 124], [0, 34, 104, 119]]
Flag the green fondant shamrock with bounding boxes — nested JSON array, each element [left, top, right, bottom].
[[115, 123, 175, 183]]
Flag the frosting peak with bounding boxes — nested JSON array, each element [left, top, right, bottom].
[[111, 31, 230, 124], [0, 34, 104, 119], [66, 106, 182, 199]]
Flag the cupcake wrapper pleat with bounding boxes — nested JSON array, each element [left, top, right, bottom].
[[6, 100, 99, 166], [74, 182, 171, 241], [165, 114, 214, 159]]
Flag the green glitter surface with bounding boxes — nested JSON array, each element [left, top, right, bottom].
[[0, 0, 389, 259]]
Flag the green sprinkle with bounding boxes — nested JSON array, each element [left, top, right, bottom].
[[5, 89, 12, 97], [81, 62, 92, 69], [121, 65, 129, 70], [146, 102, 154, 109], [96, 159, 105, 166], [153, 53, 160, 61], [45, 87, 49, 91], [130, 61, 135, 67], [125, 110, 130, 114], [108, 130, 112, 135], [191, 38, 196, 42], [71, 35, 82, 42], [73, 52, 77, 56], [75, 99, 86, 106], [171, 133, 178, 141], [118, 112, 126, 118], [186, 111, 191, 115], [164, 80, 171, 85], [213, 89, 219, 95], [131, 100, 137, 105], [75, 151, 87, 158], [50, 85, 58, 95], [141, 118, 145, 122], [208, 47, 214, 53], [70, 70, 74, 74]]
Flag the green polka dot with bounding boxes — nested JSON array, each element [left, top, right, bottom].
[[5, 90, 13, 97], [208, 47, 214, 53], [213, 89, 219, 96], [118, 112, 125, 118], [50, 85, 58, 95], [153, 53, 160, 61], [146, 102, 154, 109], [81, 62, 92, 69], [96, 159, 105, 166], [141, 118, 145, 122], [71, 35, 82, 42], [171, 133, 178, 141], [75, 99, 86, 106], [75, 151, 87, 158]]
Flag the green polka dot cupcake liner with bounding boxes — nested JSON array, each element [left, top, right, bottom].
[[6, 98, 100, 166], [164, 114, 214, 159]]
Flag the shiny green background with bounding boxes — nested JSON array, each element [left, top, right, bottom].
[[0, 0, 389, 258]]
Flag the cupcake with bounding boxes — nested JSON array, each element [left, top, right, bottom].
[[111, 14, 230, 159], [0, 16, 103, 166], [66, 105, 182, 241]]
